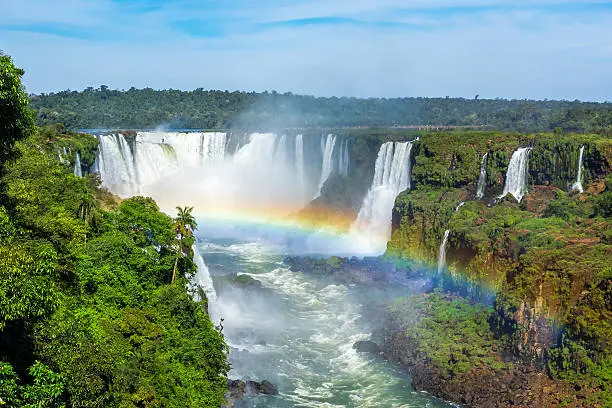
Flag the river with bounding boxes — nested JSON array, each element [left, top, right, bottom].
[[196, 218, 454, 408]]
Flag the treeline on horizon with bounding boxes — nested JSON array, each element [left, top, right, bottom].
[[31, 86, 612, 134]]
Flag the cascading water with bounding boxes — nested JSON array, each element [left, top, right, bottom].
[[73, 152, 83, 177], [95, 131, 349, 217], [476, 152, 488, 199], [498, 147, 531, 203], [352, 141, 414, 241], [455, 202, 465, 212], [315, 134, 337, 197], [571, 146, 585, 193], [437, 229, 450, 274], [190, 243, 218, 318], [295, 134, 306, 200], [337, 139, 349, 177]]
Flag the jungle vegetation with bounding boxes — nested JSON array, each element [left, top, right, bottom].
[[30, 86, 612, 133], [0, 54, 228, 407]]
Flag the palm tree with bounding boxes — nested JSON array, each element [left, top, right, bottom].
[[171, 206, 197, 283]]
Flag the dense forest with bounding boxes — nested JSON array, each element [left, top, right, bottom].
[[31, 87, 612, 134], [1, 55, 228, 407]]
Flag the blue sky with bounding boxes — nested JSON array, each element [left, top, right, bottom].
[[2, 0, 611, 100]]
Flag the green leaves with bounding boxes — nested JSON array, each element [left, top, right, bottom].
[[0, 244, 58, 330], [0, 361, 65, 408]]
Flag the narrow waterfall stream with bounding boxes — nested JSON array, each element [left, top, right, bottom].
[[571, 145, 585, 193], [437, 230, 451, 274], [73, 152, 83, 177], [476, 152, 487, 199]]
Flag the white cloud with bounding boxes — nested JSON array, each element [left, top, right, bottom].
[[1, 1, 611, 100]]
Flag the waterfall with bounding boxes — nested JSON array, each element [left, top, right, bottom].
[[315, 134, 337, 197], [437, 229, 450, 274], [337, 139, 349, 177], [97, 134, 140, 197], [190, 244, 217, 317], [295, 134, 306, 200], [352, 141, 414, 240], [476, 152, 488, 199], [455, 202, 465, 212], [498, 147, 531, 203], [571, 146, 585, 193], [96, 132, 227, 197], [73, 152, 83, 177]]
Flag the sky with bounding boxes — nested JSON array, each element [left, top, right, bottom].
[[1, 0, 611, 100]]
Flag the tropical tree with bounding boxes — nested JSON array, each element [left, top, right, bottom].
[[171, 206, 197, 283]]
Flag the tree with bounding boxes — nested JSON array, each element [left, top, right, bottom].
[[171, 206, 197, 283], [0, 53, 35, 171]]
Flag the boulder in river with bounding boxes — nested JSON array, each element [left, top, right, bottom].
[[353, 340, 381, 354], [225, 378, 279, 406]]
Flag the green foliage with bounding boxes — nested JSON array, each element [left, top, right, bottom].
[[0, 122, 228, 407], [30, 86, 612, 132], [0, 53, 35, 170], [0, 361, 65, 408], [390, 294, 508, 376]]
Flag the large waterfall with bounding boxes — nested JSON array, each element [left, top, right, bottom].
[[95, 131, 350, 217], [352, 141, 414, 240], [498, 147, 531, 203], [571, 146, 585, 193], [437, 229, 450, 274], [476, 152, 487, 199]]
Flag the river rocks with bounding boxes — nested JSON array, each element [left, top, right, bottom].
[[225, 379, 278, 407], [231, 273, 263, 289], [352, 340, 381, 354]]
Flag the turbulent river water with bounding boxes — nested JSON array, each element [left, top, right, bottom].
[[196, 218, 453, 408]]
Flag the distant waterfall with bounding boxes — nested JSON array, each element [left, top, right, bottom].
[[437, 229, 450, 274], [73, 152, 83, 177], [353, 141, 414, 239], [190, 244, 217, 318], [315, 134, 337, 197], [571, 146, 585, 193], [295, 134, 306, 199], [337, 139, 349, 177], [499, 147, 531, 203], [476, 152, 488, 199], [455, 202, 465, 212]]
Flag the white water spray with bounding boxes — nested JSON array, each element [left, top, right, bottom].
[[73, 152, 83, 177], [571, 146, 585, 193], [352, 141, 414, 240], [437, 229, 450, 274], [498, 147, 531, 203], [476, 152, 488, 199]]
